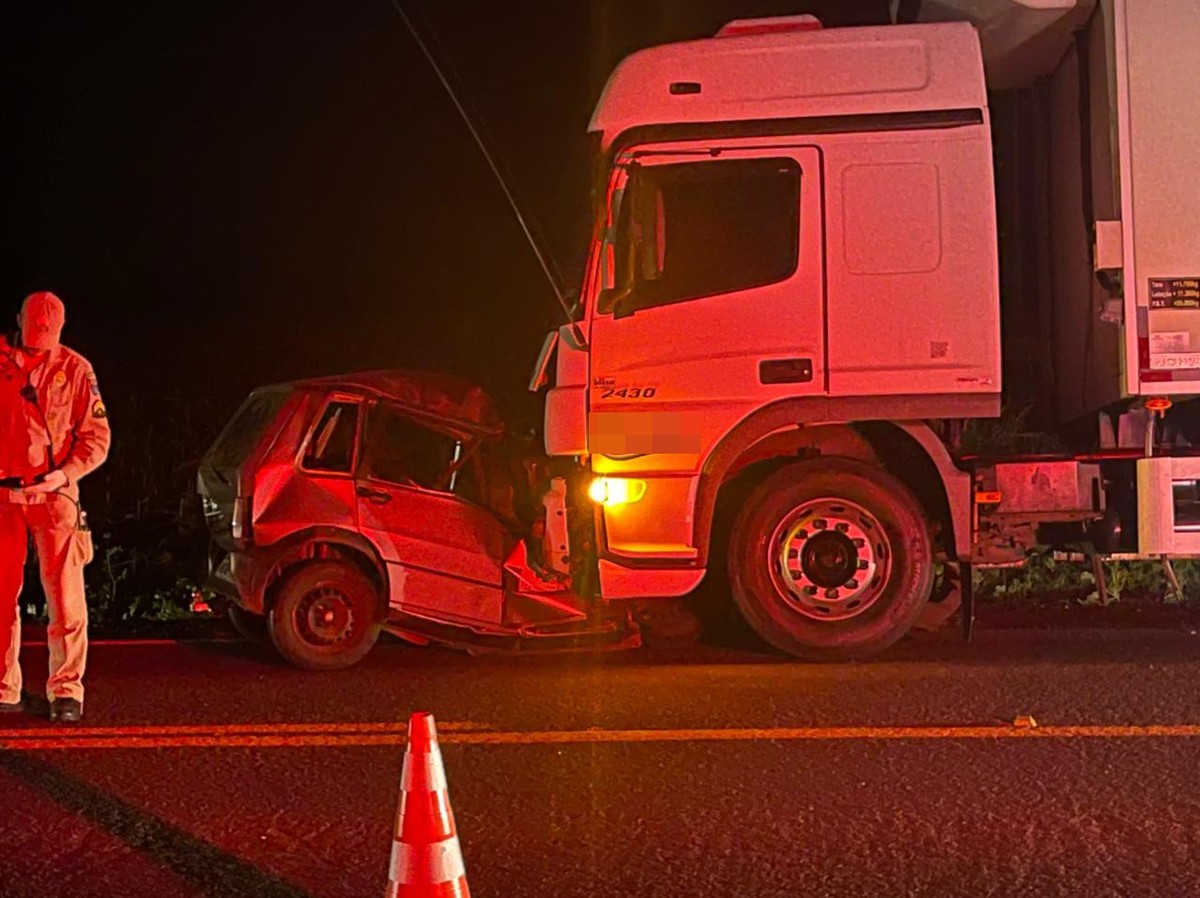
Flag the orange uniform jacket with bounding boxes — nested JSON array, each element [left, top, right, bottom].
[[0, 336, 111, 494]]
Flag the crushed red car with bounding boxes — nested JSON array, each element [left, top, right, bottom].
[[198, 369, 637, 669]]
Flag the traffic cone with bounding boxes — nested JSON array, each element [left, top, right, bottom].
[[385, 712, 470, 897]]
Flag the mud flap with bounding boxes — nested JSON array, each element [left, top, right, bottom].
[[912, 562, 963, 634], [960, 561, 975, 641]]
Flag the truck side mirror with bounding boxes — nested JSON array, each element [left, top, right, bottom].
[[611, 288, 638, 319], [601, 165, 664, 319], [597, 188, 639, 314]]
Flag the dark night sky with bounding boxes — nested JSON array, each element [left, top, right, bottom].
[[5, 1, 891, 431]]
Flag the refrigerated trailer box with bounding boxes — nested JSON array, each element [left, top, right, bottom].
[[984, 0, 1200, 426]]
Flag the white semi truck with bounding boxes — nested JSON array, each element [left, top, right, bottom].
[[528, 0, 1200, 659]]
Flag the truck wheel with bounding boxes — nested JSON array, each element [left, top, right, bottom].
[[728, 458, 933, 661], [267, 560, 381, 670]]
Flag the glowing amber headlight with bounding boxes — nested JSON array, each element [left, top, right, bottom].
[[588, 477, 647, 506]]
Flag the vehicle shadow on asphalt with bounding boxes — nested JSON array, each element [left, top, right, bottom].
[[176, 637, 293, 665], [0, 751, 313, 898], [175, 631, 431, 666], [165, 618, 1200, 672]]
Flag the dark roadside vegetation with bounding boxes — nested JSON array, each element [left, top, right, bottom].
[[18, 391, 222, 637], [14, 400, 1200, 642]]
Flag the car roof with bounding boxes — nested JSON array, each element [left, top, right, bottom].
[[281, 369, 503, 438]]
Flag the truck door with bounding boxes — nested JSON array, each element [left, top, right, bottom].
[[587, 145, 826, 447]]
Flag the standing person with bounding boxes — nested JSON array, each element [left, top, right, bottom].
[[0, 292, 110, 723]]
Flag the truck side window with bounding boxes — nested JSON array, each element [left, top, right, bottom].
[[361, 402, 457, 490], [613, 157, 800, 311], [302, 400, 359, 473]]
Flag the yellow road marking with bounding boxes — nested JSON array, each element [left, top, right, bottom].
[[451, 724, 1200, 744], [0, 720, 490, 739], [2, 723, 1200, 751]]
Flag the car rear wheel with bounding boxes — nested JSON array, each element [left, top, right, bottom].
[[267, 560, 381, 670], [728, 458, 934, 661]]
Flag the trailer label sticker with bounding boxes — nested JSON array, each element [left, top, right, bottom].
[[1149, 278, 1200, 309], [1150, 332, 1190, 354], [1150, 353, 1200, 371]]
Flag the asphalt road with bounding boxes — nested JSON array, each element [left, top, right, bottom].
[[2, 626, 1200, 898]]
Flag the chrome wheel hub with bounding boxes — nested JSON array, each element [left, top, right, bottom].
[[769, 498, 891, 621]]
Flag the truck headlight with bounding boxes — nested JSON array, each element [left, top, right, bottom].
[[588, 477, 647, 506]]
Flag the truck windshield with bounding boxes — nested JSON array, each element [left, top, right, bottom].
[[206, 389, 289, 470]]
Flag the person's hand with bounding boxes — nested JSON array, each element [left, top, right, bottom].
[[23, 469, 69, 494]]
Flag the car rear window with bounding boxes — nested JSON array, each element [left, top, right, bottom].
[[207, 389, 290, 469]]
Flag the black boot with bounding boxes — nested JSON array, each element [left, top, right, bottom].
[[50, 697, 82, 723]]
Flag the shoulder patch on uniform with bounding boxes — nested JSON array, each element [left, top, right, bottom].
[[92, 400, 107, 419]]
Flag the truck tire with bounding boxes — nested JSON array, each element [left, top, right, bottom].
[[728, 458, 934, 661], [267, 560, 381, 670]]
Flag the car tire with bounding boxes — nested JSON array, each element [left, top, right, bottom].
[[728, 458, 933, 661], [267, 560, 382, 670]]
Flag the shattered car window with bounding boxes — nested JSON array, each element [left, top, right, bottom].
[[302, 400, 359, 473], [360, 402, 456, 490], [207, 389, 289, 469]]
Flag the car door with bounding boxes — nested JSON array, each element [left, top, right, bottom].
[[354, 400, 509, 625]]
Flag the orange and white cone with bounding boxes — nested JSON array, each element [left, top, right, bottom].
[[385, 712, 470, 897]]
